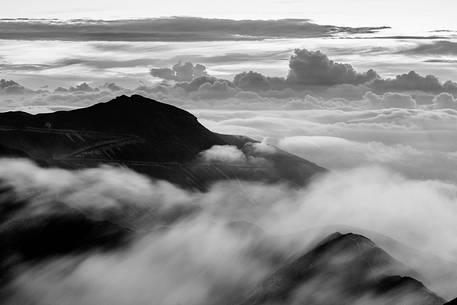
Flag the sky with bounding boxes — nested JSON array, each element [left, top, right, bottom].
[[1, 0, 457, 89], [1, 0, 457, 33]]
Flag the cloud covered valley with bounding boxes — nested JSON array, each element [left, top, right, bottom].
[[1, 157, 457, 304]]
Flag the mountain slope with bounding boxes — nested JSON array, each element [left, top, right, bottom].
[[240, 232, 444, 305], [0, 95, 325, 188], [0, 94, 225, 162]]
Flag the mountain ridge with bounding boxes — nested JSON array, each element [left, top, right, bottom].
[[0, 94, 326, 188], [240, 232, 444, 305]]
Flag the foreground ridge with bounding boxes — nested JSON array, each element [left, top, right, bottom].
[[240, 232, 444, 305]]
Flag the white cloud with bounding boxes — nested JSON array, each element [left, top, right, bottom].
[[433, 92, 457, 109], [199, 145, 246, 163], [365, 91, 417, 109], [2, 160, 457, 302]]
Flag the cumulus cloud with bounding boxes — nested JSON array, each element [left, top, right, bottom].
[[282, 95, 323, 110], [3, 45, 457, 112], [192, 80, 237, 100], [68, 82, 97, 92], [228, 49, 378, 93], [0, 80, 132, 112], [322, 83, 370, 100], [54, 82, 105, 94], [233, 71, 287, 91], [0, 79, 32, 95], [286, 49, 379, 86], [150, 62, 208, 82], [219, 49, 457, 99], [8, 47, 447, 111], [199, 145, 247, 163], [148, 49, 382, 96], [234, 91, 263, 102], [371, 71, 446, 93], [197, 144, 271, 167], [102, 82, 124, 92], [192, 49, 457, 97], [433, 92, 457, 109], [364, 91, 417, 109]]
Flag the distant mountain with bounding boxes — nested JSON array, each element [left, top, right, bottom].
[[269, 224, 457, 300], [240, 232, 444, 305], [0, 94, 325, 189]]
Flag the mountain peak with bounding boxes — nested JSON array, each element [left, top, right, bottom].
[[104, 94, 197, 118], [312, 232, 377, 255], [241, 232, 443, 305]]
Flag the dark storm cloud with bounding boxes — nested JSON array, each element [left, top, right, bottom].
[[0, 17, 389, 41]]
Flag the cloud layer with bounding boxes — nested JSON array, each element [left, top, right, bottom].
[[0, 18, 389, 41], [1, 158, 457, 303]]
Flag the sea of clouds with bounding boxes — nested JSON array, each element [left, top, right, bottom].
[[1, 47, 457, 304]]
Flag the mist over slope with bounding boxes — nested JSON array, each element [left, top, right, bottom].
[[0, 94, 325, 189], [241, 233, 443, 305], [0, 159, 454, 305]]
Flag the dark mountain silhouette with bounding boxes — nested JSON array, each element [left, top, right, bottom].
[[268, 224, 457, 300], [240, 232, 444, 305], [0, 211, 128, 261], [0, 144, 28, 158], [445, 298, 457, 305], [0, 94, 325, 189]]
